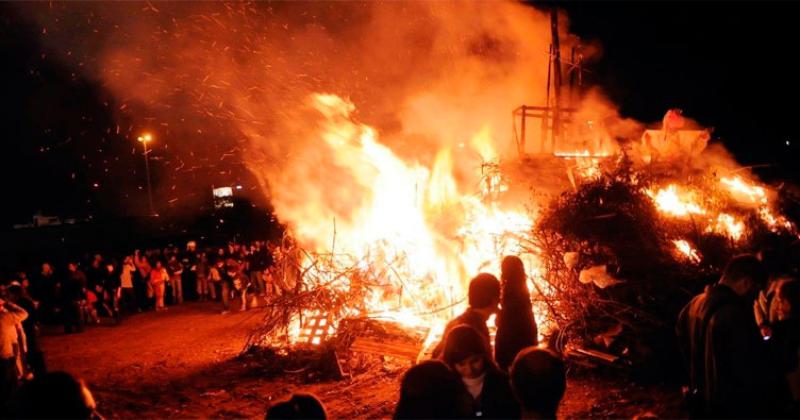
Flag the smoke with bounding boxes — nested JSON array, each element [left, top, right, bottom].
[[22, 1, 756, 237]]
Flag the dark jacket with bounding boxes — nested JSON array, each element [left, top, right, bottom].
[[249, 248, 274, 272], [460, 368, 520, 419], [62, 271, 87, 302], [432, 308, 490, 359], [768, 317, 800, 416], [676, 284, 775, 418], [495, 285, 538, 371]]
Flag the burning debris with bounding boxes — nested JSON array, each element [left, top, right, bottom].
[[241, 102, 798, 381]]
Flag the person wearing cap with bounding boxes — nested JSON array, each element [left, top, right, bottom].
[[441, 325, 519, 419], [432, 273, 501, 359]]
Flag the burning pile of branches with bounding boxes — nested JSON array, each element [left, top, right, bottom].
[[530, 154, 798, 375]]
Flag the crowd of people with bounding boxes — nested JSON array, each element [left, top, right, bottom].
[[268, 256, 564, 419], [8, 239, 293, 330], [676, 253, 800, 418], [0, 238, 302, 413], [265, 251, 800, 420], [4, 242, 800, 418]]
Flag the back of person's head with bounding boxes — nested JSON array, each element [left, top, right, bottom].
[[6, 284, 23, 301], [510, 347, 566, 419], [468, 273, 500, 309], [10, 371, 96, 419], [777, 278, 800, 320], [394, 360, 465, 419], [266, 393, 326, 420], [441, 325, 493, 371], [501, 256, 526, 283], [720, 254, 767, 289]]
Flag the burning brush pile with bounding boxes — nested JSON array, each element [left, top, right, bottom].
[[243, 98, 799, 380], [532, 152, 798, 376]]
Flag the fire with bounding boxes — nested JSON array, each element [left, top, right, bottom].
[[721, 176, 768, 205], [673, 239, 701, 263], [711, 213, 746, 241], [647, 185, 706, 217], [283, 94, 539, 345]]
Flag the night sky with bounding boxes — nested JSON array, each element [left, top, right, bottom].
[[2, 1, 799, 226]]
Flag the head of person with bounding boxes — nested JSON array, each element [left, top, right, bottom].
[[719, 254, 768, 299], [468, 273, 500, 314], [42, 263, 53, 275], [265, 393, 326, 420], [394, 360, 466, 419], [155, 260, 163, 269], [187, 241, 197, 252], [10, 371, 97, 419], [105, 263, 114, 273], [6, 284, 23, 303], [501, 255, 529, 298], [776, 278, 800, 321], [510, 347, 566, 419], [442, 325, 494, 380], [67, 262, 78, 273], [124, 256, 133, 264]]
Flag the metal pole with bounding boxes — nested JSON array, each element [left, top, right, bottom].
[[142, 141, 156, 216]]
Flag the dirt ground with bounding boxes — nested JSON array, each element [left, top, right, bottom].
[[41, 303, 685, 419]]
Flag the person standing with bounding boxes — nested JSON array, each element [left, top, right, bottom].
[[6, 284, 45, 379], [33, 263, 58, 324], [149, 261, 168, 311], [119, 256, 137, 314], [195, 253, 210, 301], [208, 258, 223, 303], [133, 250, 152, 310], [182, 241, 199, 301], [441, 325, 520, 419], [432, 273, 500, 358], [0, 297, 28, 404], [495, 256, 538, 371], [251, 242, 274, 297], [166, 255, 183, 305], [62, 263, 86, 334], [676, 255, 775, 418]]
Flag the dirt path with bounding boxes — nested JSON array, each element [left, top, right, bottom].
[[41, 303, 684, 419]]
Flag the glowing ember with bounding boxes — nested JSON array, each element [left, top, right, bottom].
[[647, 185, 706, 217], [721, 176, 768, 205], [672, 239, 701, 263], [711, 213, 746, 241]]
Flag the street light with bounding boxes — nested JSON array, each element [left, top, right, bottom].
[[137, 133, 157, 216]]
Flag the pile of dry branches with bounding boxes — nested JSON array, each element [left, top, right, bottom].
[[528, 155, 797, 375]]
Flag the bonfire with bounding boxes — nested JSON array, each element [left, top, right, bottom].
[[243, 97, 798, 380]]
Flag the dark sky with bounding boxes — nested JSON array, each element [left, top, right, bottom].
[[2, 1, 799, 225], [559, 1, 800, 168]]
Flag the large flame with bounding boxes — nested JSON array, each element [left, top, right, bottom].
[[285, 94, 538, 343]]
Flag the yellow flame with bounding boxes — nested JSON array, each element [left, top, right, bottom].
[[283, 94, 540, 345], [721, 176, 768, 204], [673, 239, 701, 263], [712, 213, 745, 241], [647, 185, 706, 217]]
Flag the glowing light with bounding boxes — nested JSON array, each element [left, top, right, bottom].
[[673, 239, 701, 263], [647, 185, 706, 217], [721, 176, 767, 205], [279, 94, 542, 345]]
